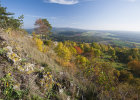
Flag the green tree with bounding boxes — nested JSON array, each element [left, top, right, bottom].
[[93, 49, 101, 57], [76, 55, 89, 67], [91, 42, 101, 50], [0, 4, 23, 29]]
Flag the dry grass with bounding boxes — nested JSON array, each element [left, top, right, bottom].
[[0, 29, 90, 99], [0, 30, 77, 78]]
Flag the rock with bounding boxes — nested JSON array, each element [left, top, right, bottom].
[[7, 52, 21, 64], [67, 96, 71, 100], [4, 46, 21, 64], [17, 63, 35, 74], [40, 67, 44, 71], [24, 63, 34, 72], [59, 88, 64, 94], [53, 41, 58, 46], [4, 46, 13, 53]]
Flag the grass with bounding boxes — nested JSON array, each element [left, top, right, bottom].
[[0, 30, 84, 100]]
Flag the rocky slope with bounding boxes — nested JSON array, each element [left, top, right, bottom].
[[0, 31, 82, 100]]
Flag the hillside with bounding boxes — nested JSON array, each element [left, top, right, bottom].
[[0, 3, 140, 100], [0, 30, 82, 99], [0, 29, 140, 100]]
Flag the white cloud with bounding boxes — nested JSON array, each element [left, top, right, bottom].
[[43, 0, 79, 5]]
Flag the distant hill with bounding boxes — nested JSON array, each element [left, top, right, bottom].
[[25, 28, 140, 48], [25, 27, 87, 34], [52, 27, 87, 32], [26, 28, 34, 34]]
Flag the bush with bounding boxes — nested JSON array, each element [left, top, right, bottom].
[[119, 70, 133, 82], [76, 55, 89, 67], [0, 73, 28, 99], [35, 38, 43, 52], [55, 42, 72, 62], [128, 60, 140, 75]]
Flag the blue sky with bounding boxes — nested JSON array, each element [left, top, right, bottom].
[[1, 0, 140, 31]]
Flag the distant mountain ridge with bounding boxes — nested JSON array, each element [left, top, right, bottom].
[[25, 27, 140, 48], [25, 27, 87, 34]]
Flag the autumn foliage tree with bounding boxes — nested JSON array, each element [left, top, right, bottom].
[[55, 42, 72, 62], [34, 18, 52, 40], [128, 60, 140, 75], [76, 55, 89, 67], [74, 46, 83, 54]]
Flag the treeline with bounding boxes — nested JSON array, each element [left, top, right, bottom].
[[50, 34, 111, 43]]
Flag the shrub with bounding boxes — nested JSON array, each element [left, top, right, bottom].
[[0, 73, 28, 99], [128, 60, 140, 75], [35, 38, 43, 52], [119, 70, 133, 82], [43, 40, 53, 46], [55, 42, 72, 62], [76, 55, 89, 67]]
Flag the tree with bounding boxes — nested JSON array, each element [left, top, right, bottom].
[[93, 48, 101, 57], [128, 60, 140, 75], [119, 70, 133, 82], [0, 4, 13, 28], [76, 55, 89, 67], [55, 42, 72, 62], [34, 19, 52, 40], [91, 42, 101, 50], [74, 46, 83, 54], [129, 48, 139, 60], [0, 4, 23, 29]]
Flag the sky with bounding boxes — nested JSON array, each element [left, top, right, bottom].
[[1, 0, 140, 31]]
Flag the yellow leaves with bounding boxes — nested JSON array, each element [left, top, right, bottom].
[[39, 72, 54, 90], [35, 38, 43, 52], [42, 45, 48, 53], [76, 55, 89, 67], [46, 84, 49, 87], [55, 42, 72, 62], [6, 82, 9, 87], [8, 73, 11, 76], [6, 91, 8, 94], [17, 65, 24, 72], [33, 34, 48, 53], [69, 46, 77, 55], [11, 53, 16, 57]]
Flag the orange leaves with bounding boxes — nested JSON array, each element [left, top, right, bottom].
[[74, 46, 83, 54]]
